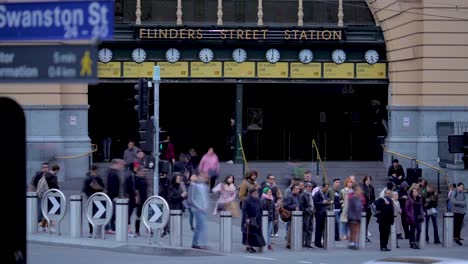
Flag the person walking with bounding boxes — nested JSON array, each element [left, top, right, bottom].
[[424, 185, 441, 244], [134, 167, 148, 236], [212, 175, 240, 217], [82, 165, 105, 236], [242, 189, 266, 253], [188, 172, 209, 249], [30, 162, 59, 231], [261, 187, 276, 250], [346, 186, 364, 249], [198, 147, 220, 191], [105, 159, 124, 234], [450, 182, 466, 246], [360, 176, 375, 242], [405, 188, 424, 249], [374, 189, 394, 251]]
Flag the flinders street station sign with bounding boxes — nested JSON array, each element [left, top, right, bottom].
[[136, 27, 343, 41]]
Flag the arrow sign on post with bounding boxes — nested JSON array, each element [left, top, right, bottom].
[[93, 201, 106, 219], [48, 197, 60, 215], [149, 203, 162, 222]]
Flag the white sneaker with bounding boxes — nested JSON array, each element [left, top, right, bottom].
[[226, 160, 234, 164], [368, 231, 372, 237], [274, 233, 279, 237], [128, 233, 136, 238]]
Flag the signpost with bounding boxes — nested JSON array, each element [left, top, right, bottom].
[[86, 192, 113, 239], [0, 0, 114, 41], [0, 45, 97, 83], [142, 195, 169, 245], [41, 189, 66, 235], [153, 66, 160, 196]]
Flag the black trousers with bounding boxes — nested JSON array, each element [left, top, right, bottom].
[[365, 208, 372, 235], [454, 213, 465, 240], [303, 214, 314, 245], [408, 223, 421, 244], [314, 214, 325, 246], [379, 223, 391, 249]]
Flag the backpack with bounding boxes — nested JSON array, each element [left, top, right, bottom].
[[370, 199, 381, 216], [36, 175, 49, 198]]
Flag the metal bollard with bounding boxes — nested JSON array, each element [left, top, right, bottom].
[[26, 192, 38, 234], [262, 210, 268, 251], [291, 211, 303, 251], [115, 198, 128, 242], [359, 212, 366, 249], [390, 215, 397, 250], [70, 195, 82, 238], [325, 210, 335, 249], [219, 211, 232, 253], [170, 210, 183, 247], [419, 218, 426, 249], [443, 212, 454, 248]]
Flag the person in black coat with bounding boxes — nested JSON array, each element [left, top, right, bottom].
[[167, 174, 187, 210], [242, 189, 266, 253], [300, 182, 315, 248], [313, 183, 331, 248], [82, 165, 105, 236], [105, 159, 124, 233], [375, 189, 395, 251], [360, 176, 376, 242], [134, 167, 148, 236], [283, 184, 301, 249], [388, 159, 405, 186]]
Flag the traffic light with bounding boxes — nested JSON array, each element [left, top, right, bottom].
[[139, 119, 154, 152], [134, 78, 149, 120]]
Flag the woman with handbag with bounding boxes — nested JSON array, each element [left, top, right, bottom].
[[405, 188, 424, 249], [424, 185, 441, 244], [241, 189, 266, 253], [212, 175, 240, 217]]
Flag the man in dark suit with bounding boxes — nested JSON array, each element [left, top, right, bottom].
[[375, 189, 395, 251], [313, 183, 330, 248]]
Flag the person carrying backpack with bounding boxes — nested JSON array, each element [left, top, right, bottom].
[[30, 162, 59, 230]]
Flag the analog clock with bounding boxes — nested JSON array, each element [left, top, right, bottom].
[[165, 48, 180, 63], [232, 48, 247, 63], [266, 48, 280, 63], [364, 50, 379, 64], [131, 48, 147, 63], [331, 49, 346, 64], [299, 49, 313, 64], [98, 48, 113, 63], [199, 48, 214, 63]]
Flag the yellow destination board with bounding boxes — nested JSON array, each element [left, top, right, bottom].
[[323, 63, 355, 79], [356, 63, 387, 79], [224, 62, 255, 78], [123, 62, 155, 78], [257, 62, 288, 78], [158, 62, 189, 78], [290, 63, 322, 79], [191, 62, 222, 78], [98, 62, 121, 78]]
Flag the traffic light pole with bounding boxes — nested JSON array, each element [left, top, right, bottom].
[[153, 66, 161, 196]]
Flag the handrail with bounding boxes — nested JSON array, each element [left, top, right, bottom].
[[312, 139, 328, 184], [381, 144, 449, 193], [54, 144, 98, 160], [238, 134, 249, 172]]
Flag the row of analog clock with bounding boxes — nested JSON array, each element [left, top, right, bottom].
[[98, 48, 380, 65]]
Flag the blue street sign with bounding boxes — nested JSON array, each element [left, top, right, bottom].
[[0, 0, 114, 41]]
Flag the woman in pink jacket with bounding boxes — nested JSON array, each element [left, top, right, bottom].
[[199, 147, 220, 190]]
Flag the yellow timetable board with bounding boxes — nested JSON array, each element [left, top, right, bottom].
[[123, 62, 155, 78], [98, 62, 121, 78], [224, 62, 255, 78], [191, 62, 222, 78], [356, 63, 387, 79], [323, 63, 355, 79], [158, 62, 189, 78], [290, 63, 322, 79], [257, 62, 288, 78]]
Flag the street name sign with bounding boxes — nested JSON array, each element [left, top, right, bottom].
[[0, 0, 114, 41]]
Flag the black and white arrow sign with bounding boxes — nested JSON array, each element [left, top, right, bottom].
[[149, 203, 162, 222], [47, 197, 60, 215], [93, 200, 106, 219]]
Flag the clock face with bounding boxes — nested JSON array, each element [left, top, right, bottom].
[[98, 48, 113, 63], [232, 48, 247, 63], [331, 49, 346, 64], [165, 48, 180, 63], [299, 49, 313, 64], [266, 48, 280, 63], [364, 50, 379, 64], [199, 48, 214, 63], [132, 48, 147, 63]]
